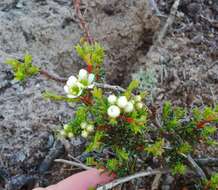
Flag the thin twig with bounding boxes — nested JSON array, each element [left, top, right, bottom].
[[54, 159, 92, 170], [151, 173, 162, 190], [97, 169, 169, 190], [39, 69, 67, 83], [183, 154, 207, 180], [195, 157, 218, 166], [156, 0, 180, 43], [68, 154, 83, 164], [73, 0, 94, 44], [148, 0, 181, 54], [94, 82, 126, 93]]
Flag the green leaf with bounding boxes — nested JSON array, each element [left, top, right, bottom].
[[177, 142, 192, 155], [145, 139, 165, 157], [171, 162, 187, 175], [5, 59, 20, 70], [86, 157, 96, 166], [124, 80, 139, 99], [163, 101, 172, 120], [43, 91, 79, 102], [86, 131, 104, 152], [4, 54, 39, 81], [115, 148, 129, 161], [92, 87, 103, 99], [24, 54, 32, 65], [106, 159, 119, 172], [201, 126, 217, 137], [28, 65, 39, 75], [210, 173, 218, 190]]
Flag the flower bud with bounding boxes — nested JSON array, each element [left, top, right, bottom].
[[81, 130, 88, 138], [124, 102, 134, 113], [117, 96, 128, 108], [136, 102, 144, 110], [68, 132, 74, 138], [78, 69, 88, 80], [107, 105, 121, 118], [80, 122, 87, 129], [108, 94, 117, 104], [134, 95, 142, 102], [86, 124, 94, 132]]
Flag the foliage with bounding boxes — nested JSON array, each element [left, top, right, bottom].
[[210, 173, 218, 190], [75, 41, 105, 79], [171, 162, 187, 175], [5, 54, 39, 81], [204, 173, 218, 190], [59, 43, 218, 179]]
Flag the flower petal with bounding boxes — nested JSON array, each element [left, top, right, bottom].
[[67, 76, 77, 86], [78, 69, 88, 80], [64, 85, 69, 93], [88, 73, 95, 84]]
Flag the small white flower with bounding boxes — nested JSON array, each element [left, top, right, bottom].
[[78, 72, 95, 89], [80, 122, 87, 129], [65, 82, 83, 99], [134, 95, 142, 102], [107, 105, 121, 118], [124, 102, 134, 113], [108, 94, 117, 104], [81, 130, 88, 138], [78, 69, 88, 80], [117, 96, 128, 108], [136, 102, 144, 110], [86, 124, 94, 132], [68, 132, 74, 138]]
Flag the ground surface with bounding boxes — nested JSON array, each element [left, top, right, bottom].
[[0, 0, 217, 190]]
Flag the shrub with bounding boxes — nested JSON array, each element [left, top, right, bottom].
[[5, 41, 218, 186]]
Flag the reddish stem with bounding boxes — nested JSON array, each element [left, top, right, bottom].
[[196, 116, 216, 129], [74, 0, 94, 44], [87, 64, 92, 73], [80, 95, 92, 105], [119, 115, 134, 124]]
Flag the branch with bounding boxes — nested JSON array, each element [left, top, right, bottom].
[[39, 69, 67, 83], [54, 159, 92, 170], [94, 82, 126, 93], [151, 173, 162, 190], [156, 0, 180, 43], [195, 157, 218, 166], [147, 0, 181, 54], [73, 0, 94, 44], [185, 154, 207, 180], [97, 170, 168, 190]]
